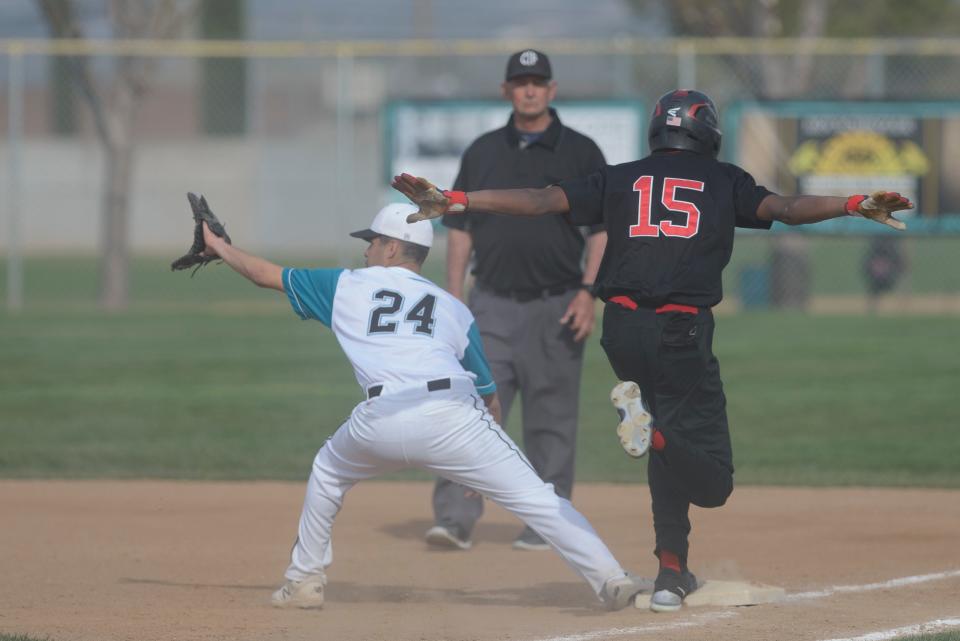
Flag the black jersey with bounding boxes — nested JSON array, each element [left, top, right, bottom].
[[560, 150, 774, 307], [443, 109, 606, 293]]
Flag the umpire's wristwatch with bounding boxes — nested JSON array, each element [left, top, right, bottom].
[[580, 283, 598, 298]]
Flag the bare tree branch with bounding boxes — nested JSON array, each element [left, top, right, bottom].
[[789, 0, 828, 89], [35, 0, 201, 309], [150, 0, 198, 39], [37, 0, 113, 143]]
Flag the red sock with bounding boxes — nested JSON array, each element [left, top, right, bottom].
[[659, 550, 682, 573], [651, 429, 666, 451]]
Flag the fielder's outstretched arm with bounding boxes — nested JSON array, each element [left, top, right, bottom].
[[202, 222, 284, 291]]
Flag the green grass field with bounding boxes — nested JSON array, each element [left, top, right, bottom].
[[728, 234, 960, 296], [1, 255, 958, 486], [5, 235, 960, 306]]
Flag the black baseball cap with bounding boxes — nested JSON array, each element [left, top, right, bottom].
[[505, 49, 552, 81]]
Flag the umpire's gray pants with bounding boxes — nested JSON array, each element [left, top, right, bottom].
[[432, 286, 586, 538]]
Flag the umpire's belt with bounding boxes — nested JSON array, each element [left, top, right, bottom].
[[367, 378, 451, 400], [482, 281, 579, 302]]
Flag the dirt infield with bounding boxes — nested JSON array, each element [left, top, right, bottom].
[[2, 481, 959, 641]]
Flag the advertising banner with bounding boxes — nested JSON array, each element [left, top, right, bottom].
[[729, 102, 960, 233], [385, 100, 645, 192]]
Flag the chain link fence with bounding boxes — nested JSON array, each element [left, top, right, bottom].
[[1, 38, 958, 312]]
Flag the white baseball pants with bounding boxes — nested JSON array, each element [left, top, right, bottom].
[[284, 378, 626, 597]]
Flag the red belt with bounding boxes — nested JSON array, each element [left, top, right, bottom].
[[609, 296, 699, 315]]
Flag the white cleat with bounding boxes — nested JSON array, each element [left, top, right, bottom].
[[650, 589, 683, 612], [649, 569, 698, 613], [610, 381, 653, 458], [271, 573, 326, 609], [600, 573, 655, 611]]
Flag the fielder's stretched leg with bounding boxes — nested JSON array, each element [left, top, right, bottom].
[[283, 381, 648, 611], [275, 416, 404, 608], [417, 390, 649, 609]]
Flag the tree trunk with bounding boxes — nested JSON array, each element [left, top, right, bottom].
[[37, 0, 196, 311], [98, 144, 133, 309], [98, 82, 138, 310]]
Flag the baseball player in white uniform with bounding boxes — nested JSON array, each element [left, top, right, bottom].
[[198, 203, 650, 610]]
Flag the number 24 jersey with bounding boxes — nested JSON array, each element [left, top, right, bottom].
[[282, 265, 496, 396]]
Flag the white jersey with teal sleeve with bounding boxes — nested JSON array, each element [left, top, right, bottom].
[[281, 265, 496, 396], [276, 267, 628, 603]]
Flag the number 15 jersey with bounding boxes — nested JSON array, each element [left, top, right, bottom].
[[560, 150, 774, 308], [282, 265, 496, 396]]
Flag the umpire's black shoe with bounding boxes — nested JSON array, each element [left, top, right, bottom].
[[650, 568, 698, 612], [424, 524, 472, 550], [512, 526, 551, 551]]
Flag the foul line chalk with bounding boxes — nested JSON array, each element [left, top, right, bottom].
[[525, 611, 738, 641], [787, 568, 960, 601], [817, 617, 960, 641], [516, 569, 960, 641]]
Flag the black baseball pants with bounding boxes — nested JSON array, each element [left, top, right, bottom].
[[600, 302, 734, 561]]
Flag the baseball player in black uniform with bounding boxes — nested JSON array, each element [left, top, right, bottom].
[[392, 89, 912, 612]]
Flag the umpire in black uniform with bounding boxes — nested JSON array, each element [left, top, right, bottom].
[[393, 89, 911, 610], [425, 49, 608, 552]]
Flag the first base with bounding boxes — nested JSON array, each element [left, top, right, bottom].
[[635, 579, 786, 609]]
